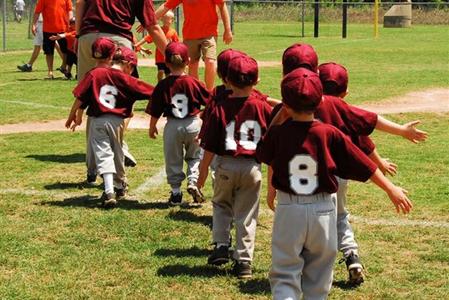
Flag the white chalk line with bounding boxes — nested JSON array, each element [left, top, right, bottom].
[[1, 187, 449, 229], [0, 99, 67, 110]]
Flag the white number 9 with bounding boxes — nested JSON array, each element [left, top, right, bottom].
[[171, 93, 189, 118], [289, 155, 318, 195], [99, 85, 118, 109]]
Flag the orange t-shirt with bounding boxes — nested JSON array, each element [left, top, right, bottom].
[[65, 26, 76, 53], [145, 27, 179, 63], [35, 0, 72, 33], [164, 0, 224, 40]]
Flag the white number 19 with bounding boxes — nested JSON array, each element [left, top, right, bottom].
[[225, 120, 262, 151]]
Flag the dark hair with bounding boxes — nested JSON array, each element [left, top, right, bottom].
[[322, 81, 346, 96], [227, 74, 257, 89]]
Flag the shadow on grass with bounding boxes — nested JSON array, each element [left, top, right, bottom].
[[167, 210, 212, 227], [333, 280, 360, 290], [239, 278, 271, 295], [154, 246, 209, 258], [44, 181, 102, 191], [157, 264, 227, 278], [26, 153, 85, 164], [41, 195, 101, 209]]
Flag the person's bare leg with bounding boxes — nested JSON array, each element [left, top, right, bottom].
[[28, 45, 41, 66], [46, 54, 54, 78], [55, 41, 64, 68], [188, 60, 200, 80], [204, 58, 216, 90]]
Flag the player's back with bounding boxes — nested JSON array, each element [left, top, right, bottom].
[[74, 67, 153, 118], [202, 92, 272, 158], [256, 119, 376, 195]]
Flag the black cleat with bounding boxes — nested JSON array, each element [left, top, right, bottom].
[[207, 244, 230, 266], [17, 64, 32, 72], [168, 192, 182, 206], [86, 173, 97, 186], [344, 252, 364, 285], [124, 155, 137, 167], [187, 185, 205, 203], [114, 183, 128, 201], [232, 261, 252, 279], [101, 192, 117, 209]]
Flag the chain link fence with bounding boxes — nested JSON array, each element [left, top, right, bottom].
[[1, 0, 448, 51]]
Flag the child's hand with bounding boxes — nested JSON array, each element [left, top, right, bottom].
[[149, 126, 158, 139], [65, 116, 75, 129], [402, 120, 428, 143], [387, 186, 413, 214], [49, 34, 62, 41], [267, 185, 277, 211], [379, 158, 398, 176]]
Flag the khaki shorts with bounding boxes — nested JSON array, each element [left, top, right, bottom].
[[77, 32, 132, 81], [184, 36, 217, 62]]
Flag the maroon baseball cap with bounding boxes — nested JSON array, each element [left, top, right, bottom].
[[281, 68, 323, 112], [318, 62, 348, 96], [282, 43, 318, 75], [217, 49, 247, 79], [165, 41, 189, 64], [227, 55, 258, 88], [115, 46, 138, 66], [92, 37, 116, 59]]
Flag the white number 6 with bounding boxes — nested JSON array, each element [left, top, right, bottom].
[[99, 85, 118, 109], [289, 155, 318, 195]]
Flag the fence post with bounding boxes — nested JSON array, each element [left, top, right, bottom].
[[175, 6, 180, 35], [342, 0, 347, 38], [28, 1, 33, 39], [301, 0, 305, 38], [230, 0, 234, 33], [2, 0, 6, 51], [374, 0, 379, 38], [314, 1, 319, 38]]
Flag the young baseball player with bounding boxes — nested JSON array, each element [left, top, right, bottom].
[[135, 10, 179, 82], [50, 18, 77, 79], [146, 41, 209, 205], [257, 68, 413, 299], [65, 37, 154, 208], [197, 55, 273, 279]]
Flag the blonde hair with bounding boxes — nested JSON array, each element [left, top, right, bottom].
[[167, 54, 186, 70], [165, 10, 175, 19]]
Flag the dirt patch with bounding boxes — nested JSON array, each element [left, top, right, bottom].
[[359, 88, 449, 114], [0, 88, 448, 135]]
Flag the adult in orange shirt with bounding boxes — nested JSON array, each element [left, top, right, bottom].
[[135, 10, 179, 82], [32, 0, 73, 79], [155, 0, 233, 90]]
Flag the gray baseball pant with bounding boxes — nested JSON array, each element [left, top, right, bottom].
[[336, 177, 358, 257], [163, 116, 201, 189], [212, 156, 262, 262], [88, 115, 127, 188], [270, 191, 337, 300]]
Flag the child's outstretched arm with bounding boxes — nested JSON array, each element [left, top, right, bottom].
[[369, 169, 413, 214], [197, 150, 215, 189], [368, 148, 397, 176], [376, 116, 428, 143]]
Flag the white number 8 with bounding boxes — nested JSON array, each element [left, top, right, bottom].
[[171, 93, 189, 118], [99, 85, 118, 109], [289, 155, 318, 195]]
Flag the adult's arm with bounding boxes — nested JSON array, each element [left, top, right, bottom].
[[217, 3, 233, 44], [75, 0, 86, 35], [146, 25, 167, 56]]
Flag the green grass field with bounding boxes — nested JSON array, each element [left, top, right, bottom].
[[0, 20, 448, 299]]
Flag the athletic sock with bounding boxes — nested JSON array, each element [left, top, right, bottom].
[[171, 187, 181, 195], [103, 173, 114, 194]]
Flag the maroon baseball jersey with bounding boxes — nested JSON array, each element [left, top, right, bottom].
[[74, 67, 154, 118], [353, 135, 375, 155], [146, 75, 210, 119], [79, 0, 157, 42], [201, 92, 272, 158], [256, 120, 377, 195]]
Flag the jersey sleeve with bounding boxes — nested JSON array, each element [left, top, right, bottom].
[[336, 98, 378, 136], [331, 130, 377, 182], [34, 0, 43, 14], [66, 0, 72, 12], [269, 103, 283, 125], [214, 0, 225, 5], [73, 72, 93, 106], [164, 0, 182, 10], [146, 83, 165, 118], [200, 108, 222, 154], [136, 0, 157, 28], [125, 76, 155, 100], [256, 126, 277, 165], [172, 31, 179, 42], [194, 80, 211, 107], [353, 135, 376, 155]]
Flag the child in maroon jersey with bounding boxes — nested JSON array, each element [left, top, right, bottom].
[[197, 55, 272, 279], [65, 37, 154, 208], [256, 68, 412, 300], [146, 42, 210, 205]]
